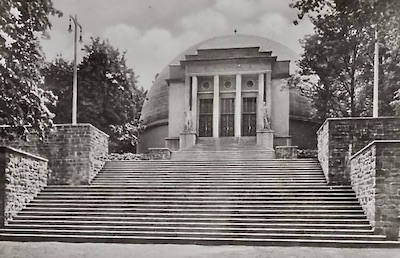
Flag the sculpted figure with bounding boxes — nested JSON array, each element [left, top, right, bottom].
[[261, 102, 271, 130], [184, 111, 193, 132]]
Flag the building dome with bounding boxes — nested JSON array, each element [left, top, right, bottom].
[[141, 34, 311, 127]]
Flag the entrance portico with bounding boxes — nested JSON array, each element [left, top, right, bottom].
[[167, 46, 289, 150], [187, 71, 272, 139]]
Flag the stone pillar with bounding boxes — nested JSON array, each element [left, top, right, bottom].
[[213, 75, 220, 138], [191, 76, 198, 134], [257, 73, 265, 130], [235, 74, 242, 137], [184, 75, 192, 131], [266, 70, 272, 121]]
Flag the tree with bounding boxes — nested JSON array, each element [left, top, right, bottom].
[[41, 38, 146, 152], [291, 0, 400, 118], [77, 37, 145, 152], [0, 0, 61, 140], [41, 57, 73, 124]]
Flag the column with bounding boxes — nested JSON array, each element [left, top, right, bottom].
[[266, 70, 272, 119], [183, 75, 191, 131], [191, 76, 198, 134], [213, 75, 220, 138], [235, 74, 242, 137], [257, 73, 265, 130]]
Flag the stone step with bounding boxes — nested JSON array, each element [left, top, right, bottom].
[[34, 195, 359, 201], [15, 210, 370, 219], [26, 203, 362, 210], [93, 176, 326, 180], [11, 215, 371, 224], [3, 225, 376, 236], [97, 171, 324, 175], [42, 185, 355, 192], [100, 166, 323, 169], [0, 228, 385, 241], [32, 195, 359, 205], [103, 160, 320, 166], [101, 165, 322, 170], [92, 179, 327, 183], [9, 218, 371, 227], [1, 232, 397, 248], [98, 168, 324, 173], [90, 182, 329, 186], [20, 206, 365, 213]]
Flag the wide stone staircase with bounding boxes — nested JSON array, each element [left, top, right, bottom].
[[0, 143, 396, 246]]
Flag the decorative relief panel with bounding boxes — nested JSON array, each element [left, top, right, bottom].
[[198, 76, 214, 93], [220, 75, 236, 92], [242, 74, 258, 91]]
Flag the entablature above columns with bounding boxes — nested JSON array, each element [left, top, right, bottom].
[[185, 69, 271, 77], [184, 59, 272, 76]]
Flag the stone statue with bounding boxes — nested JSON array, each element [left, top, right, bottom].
[[261, 102, 271, 130], [184, 111, 193, 132]]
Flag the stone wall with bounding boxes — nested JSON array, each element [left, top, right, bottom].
[[317, 117, 400, 184], [88, 127, 109, 182], [317, 121, 330, 182], [0, 147, 48, 226], [350, 143, 376, 226], [0, 124, 109, 185], [350, 141, 400, 240]]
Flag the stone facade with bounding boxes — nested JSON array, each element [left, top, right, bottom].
[[350, 141, 400, 240], [317, 117, 400, 184], [0, 124, 109, 185], [0, 147, 48, 226]]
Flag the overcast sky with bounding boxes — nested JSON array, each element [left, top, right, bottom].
[[41, 0, 314, 90]]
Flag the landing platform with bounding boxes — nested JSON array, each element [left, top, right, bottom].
[[171, 137, 275, 161]]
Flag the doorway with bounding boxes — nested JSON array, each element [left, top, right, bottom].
[[220, 98, 235, 137], [242, 97, 256, 136], [198, 99, 213, 137]]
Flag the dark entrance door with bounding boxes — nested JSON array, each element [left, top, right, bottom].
[[199, 99, 213, 137], [220, 98, 235, 137], [242, 97, 257, 136]]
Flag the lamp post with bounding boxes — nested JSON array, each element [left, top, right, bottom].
[[372, 25, 379, 118], [68, 15, 83, 125]]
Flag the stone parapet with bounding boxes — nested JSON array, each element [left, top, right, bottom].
[[0, 147, 48, 226], [179, 132, 196, 150], [256, 130, 274, 149], [0, 124, 109, 185], [148, 148, 172, 160], [165, 137, 179, 151], [317, 117, 400, 185], [275, 146, 298, 159], [350, 140, 400, 240]]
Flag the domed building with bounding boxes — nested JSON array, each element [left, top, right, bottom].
[[138, 34, 320, 153]]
